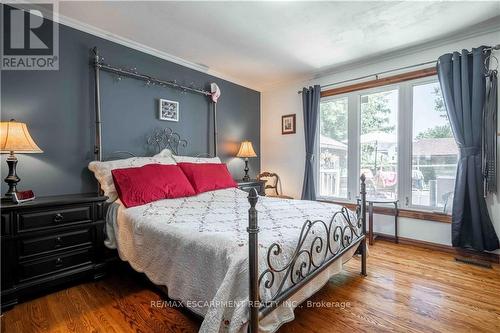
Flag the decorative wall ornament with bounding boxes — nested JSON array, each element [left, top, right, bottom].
[[159, 99, 179, 122], [281, 114, 296, 135]]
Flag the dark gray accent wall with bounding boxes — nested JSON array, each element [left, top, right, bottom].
[[1, 21, 260, 196]]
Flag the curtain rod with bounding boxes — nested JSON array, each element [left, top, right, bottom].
[[298, 44, 500, 94], [297, 60, 436, 94]]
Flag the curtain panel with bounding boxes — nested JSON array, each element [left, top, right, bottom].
[[437, 47, 499, 251], [301, 85, 321, 200]]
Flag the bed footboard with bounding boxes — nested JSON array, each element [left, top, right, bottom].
[[247, 175, 367, 333]]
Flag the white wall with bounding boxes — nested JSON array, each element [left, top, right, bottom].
[[261, 30, 500, 252]]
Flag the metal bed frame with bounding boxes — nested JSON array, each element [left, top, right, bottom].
[[246, 179, 366, 332], [91, 47, 218, 161], [90, 47, 367, 332]]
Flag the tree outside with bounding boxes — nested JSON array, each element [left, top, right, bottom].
[[415, 86, 452, 140]]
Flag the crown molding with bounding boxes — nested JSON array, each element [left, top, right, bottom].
[[58, 14, 260, 91], [10, 1, 260, 91]]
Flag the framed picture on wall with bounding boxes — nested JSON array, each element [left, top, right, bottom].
[[159, 99, 179, 122], [282, 114, 296, 135]]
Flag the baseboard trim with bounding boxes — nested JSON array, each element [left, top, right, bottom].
[[373, 232, 500, 264]]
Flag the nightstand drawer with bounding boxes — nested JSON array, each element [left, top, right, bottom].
[[18, 248, 93, 282], [19, 229, 92, 259], [17, 205, 92, 233]]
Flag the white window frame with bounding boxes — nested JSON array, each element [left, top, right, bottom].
[[316, 75, 455, 214]]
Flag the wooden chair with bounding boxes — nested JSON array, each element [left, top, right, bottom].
[[257, 172, 293, 199]]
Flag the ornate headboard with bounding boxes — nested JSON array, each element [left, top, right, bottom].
[[147, 128, 187, 155], [104, 127, 187, 160]]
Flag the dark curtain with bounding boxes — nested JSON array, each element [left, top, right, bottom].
[[301, 85, 320, 200], [437, 47, 499, 251]]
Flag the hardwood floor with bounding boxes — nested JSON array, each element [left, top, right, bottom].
[[2, 240, 499, 333]]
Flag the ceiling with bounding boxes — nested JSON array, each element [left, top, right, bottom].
[[56, 1, 500, 90]]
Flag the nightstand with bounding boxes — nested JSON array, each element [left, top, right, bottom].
[[237, 180, 266, 196], [1, 193, 113, 310]]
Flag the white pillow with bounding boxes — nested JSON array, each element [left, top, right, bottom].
[[172, 155, 221, 164], [88, 155, 177, 202], [153, 150, 221, 164], [154, 148, 173, 158]]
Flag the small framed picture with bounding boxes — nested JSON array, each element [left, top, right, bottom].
[[159, 99, 179, 122], [282, 114, 296, 135]]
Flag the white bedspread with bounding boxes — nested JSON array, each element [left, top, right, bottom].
[[107, 188, 362, 333]]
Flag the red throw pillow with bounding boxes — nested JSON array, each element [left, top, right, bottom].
[[178, 162, 237, 194], [111, 164, 196, 208]]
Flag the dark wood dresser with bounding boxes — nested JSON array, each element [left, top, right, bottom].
[[1, 194, 113, 311]]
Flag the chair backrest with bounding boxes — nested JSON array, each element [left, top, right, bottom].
[[257, 171, 282, 196]]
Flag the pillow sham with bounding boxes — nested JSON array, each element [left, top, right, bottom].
[[152, 149, 221, 163], [171, 154, 222, 164], [154, 148, 173, 158], [178, 162, 237, 194], [88, 156, 177, 201], [111, 164, 196, 208]]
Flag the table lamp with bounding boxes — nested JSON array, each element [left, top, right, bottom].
[[1, 120, 43, 198], [236, 141, 257, 182]]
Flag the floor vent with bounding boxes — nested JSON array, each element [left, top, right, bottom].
[[454, 256, 493, 268]]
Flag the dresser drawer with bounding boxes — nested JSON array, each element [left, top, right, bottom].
[[16, 205, 92, 233], [18, 248, 93, 282], [19, 229, 92, 259]]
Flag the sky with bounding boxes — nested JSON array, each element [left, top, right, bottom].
[[412, 81, 449, 139]]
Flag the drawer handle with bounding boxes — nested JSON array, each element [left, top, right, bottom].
[[55, 257, 64, 268], [53, 213, 64, 223], [54, 236, 63, 248]]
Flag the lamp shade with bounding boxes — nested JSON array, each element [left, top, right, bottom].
[[0, 120, 43, 153], [236, 141, 257, 158]]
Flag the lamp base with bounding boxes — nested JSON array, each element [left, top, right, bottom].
[[4, 152, 20, 197], [242, 158, 250, 182]]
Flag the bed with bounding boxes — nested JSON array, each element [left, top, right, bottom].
[[89, 47, 368, 333], [104, 186, 365, 332]]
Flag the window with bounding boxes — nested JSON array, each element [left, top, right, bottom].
[[316, 76, 457, 213], [411, 82, 457, 210], [360, 89, 398, 200], [319, 97, 348, 198]]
